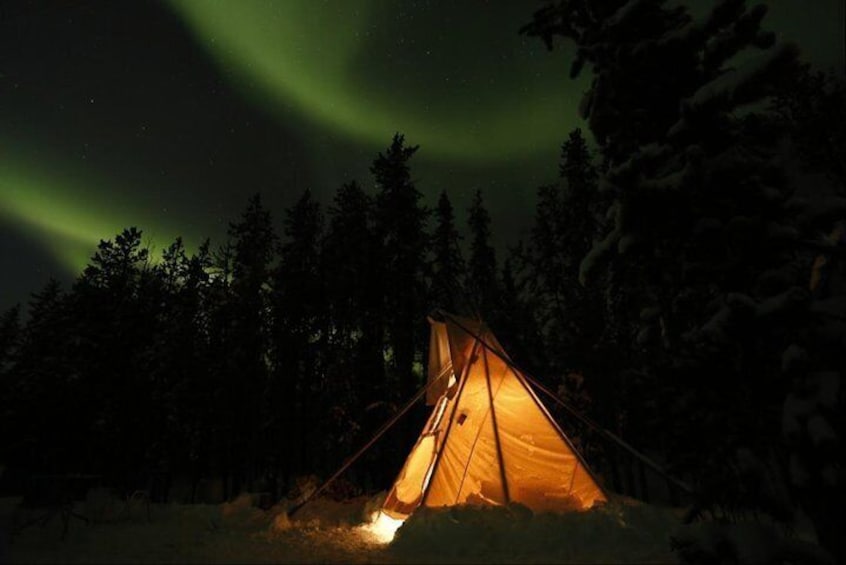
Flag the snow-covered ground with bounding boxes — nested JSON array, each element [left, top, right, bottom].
[[3, 488, 823, 564], [3, 492, 691, 564]]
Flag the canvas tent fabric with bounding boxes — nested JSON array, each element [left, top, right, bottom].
[[381, 314, 607, 520]]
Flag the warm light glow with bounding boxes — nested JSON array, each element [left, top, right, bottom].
[[360, 511, 404, 544]]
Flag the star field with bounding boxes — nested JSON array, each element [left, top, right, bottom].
[[0, 0, 842, 310]]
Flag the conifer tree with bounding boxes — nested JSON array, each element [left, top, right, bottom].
[[4, 281, 72, 472], [272, 189, 326, 474], [225, 195, 277, 494], [430, 190, 467, 314], [321, 181, 379, 466], [0, 304, 19, 376], [74, 228, 159, 481], [0, 304, 21, 469], [523, 1, 818, 540], [467, 189, 498, 317], [150, 238, 213, 490], [528, 129, 603, 378], [371, 133, 429, 403], [772, 69, 845, 561]]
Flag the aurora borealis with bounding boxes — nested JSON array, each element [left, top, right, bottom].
[[0, 0, 842, 310], [169, 0, 576, 161]]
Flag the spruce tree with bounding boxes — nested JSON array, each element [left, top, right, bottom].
[[226, 195, 277, 494], [321, 181, 379, 471], [371, 133, 429, 403], [467, 189, 498, 317], [773, 69, 845, 562], [0, 304, 21, 470], [74, 228, 159, 481], [430, 190, 467, 314], [528, 129, 603, 378], [272, 189, 326, 475], [370, 133, 430, 483], [523, 0, 821, 542], [0, 304, 19, 376], [5, 280, 72, 472], [150, 238, 213, 493]]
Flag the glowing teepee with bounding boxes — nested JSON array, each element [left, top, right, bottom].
[[381, 313, 607, 521]]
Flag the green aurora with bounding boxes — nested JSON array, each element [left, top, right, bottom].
[[0, 0, 840, 308], [0, 151, 186, 272], [168, 0, 580, 162], [1, 0, 582, 282]]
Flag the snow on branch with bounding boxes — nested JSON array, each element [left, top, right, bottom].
[[686, 41, 799, 113], [604, 0, 653, 30], [755, 286, 808, 318], [579, 203, 622, 286]]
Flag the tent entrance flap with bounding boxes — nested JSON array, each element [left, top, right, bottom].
[[389, 396, 449, 507], [426, 319, 455, 404], [382, 387, 458, 517]]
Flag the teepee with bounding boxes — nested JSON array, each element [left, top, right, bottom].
[[381, 313, 607, 520]]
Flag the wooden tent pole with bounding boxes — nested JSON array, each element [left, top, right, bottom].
[[287, 371, 446, 518], [482, 346, 510, 504], [441, 313, 694, 497]]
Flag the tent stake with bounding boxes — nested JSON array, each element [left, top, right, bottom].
[[287, 373, 445, 518], [440, 312, 694, 497]]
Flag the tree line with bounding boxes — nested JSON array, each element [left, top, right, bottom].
[[0, 133, 551, 502]]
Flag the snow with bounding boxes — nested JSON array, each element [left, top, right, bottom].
[[693, 217, 722, 235], [7, 493, 391, 564], [5, 486, 834, 564], [755, 286, 807, 318], [812, 371, 839, 408], [579, 204, 622, 286], [606, 143, 668, 181], [639, 307, 661, 321], [686, 41, 799, 111], [766, 221, 799, 241], [789, 453, 811, 487], [700, 302, 732, 339], [638, 168, 685, 192], [4, 491, 693, 564], [782, 393, 812, 440], [821, 466, 837, 487], [781, 343, 808, 373], [672, 519, 833, 565], [617, 233, 638, 254], [656, 19, 701, 50], [387, 498, 682, 564], [604, 0, 651, 30], [810, 296, 846, 318], [796, 196, 846, 226], [806, 415, 836, 446]]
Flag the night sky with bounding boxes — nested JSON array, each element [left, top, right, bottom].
[[0, 0, 842, 311]]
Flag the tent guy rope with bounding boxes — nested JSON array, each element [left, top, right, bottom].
[[439, 311, 695, 497], [286, 370, 447, 518], [292, 311, 693, 519]]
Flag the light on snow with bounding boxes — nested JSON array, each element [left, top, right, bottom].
[[360, 510, 404, 544]]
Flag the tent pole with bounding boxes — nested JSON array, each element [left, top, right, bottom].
[[482, 346, 511, 504], [443, 313, 609, 500], [287, 372, 446, 518], [519, 370, 693, 496], [441, 313, 694, 497], [512, 360, 611, 500]]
